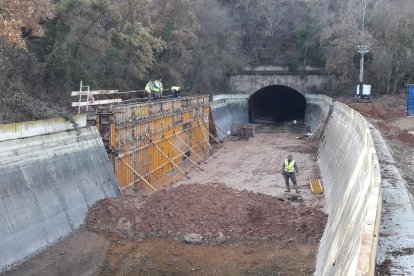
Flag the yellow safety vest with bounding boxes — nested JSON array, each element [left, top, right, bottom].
[[153, 80, 163, 93], [145, 82, 153, 94], [284, 159, 295, 173]]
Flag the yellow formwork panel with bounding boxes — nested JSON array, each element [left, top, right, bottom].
[[310, 179, 324, 194], [149, 102, 162, 114], [162, 101, 173, 112], [183, 111, 191, 121], [172, 100, 181, 110], [102, 96, 210, 190], [133, 105, 147, 117]]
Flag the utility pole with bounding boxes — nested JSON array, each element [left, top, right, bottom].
[[357, 45, 369, 96]]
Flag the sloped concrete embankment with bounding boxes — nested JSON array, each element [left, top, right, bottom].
[[210, 94, 249, 140], [305, 94, 332, 131], [0, 116, 120, 271], [315, 101, 381, 275]]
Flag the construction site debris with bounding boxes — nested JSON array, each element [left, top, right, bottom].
[[376, 258, 392, 276], [184, 233, 203, 244], [86, 183, 327, 244]]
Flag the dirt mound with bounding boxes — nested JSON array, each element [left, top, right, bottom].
[[86, 184, 327, 244], [342, 95, 414, 146], [398, 131, 414, 145], [347, 103, 403, 121], [376, 122, 401, 133], [340, 94, 405, 122]]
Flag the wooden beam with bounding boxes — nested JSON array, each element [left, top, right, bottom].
[[71, 90, 119, 96], [71, 99, 122, 107]]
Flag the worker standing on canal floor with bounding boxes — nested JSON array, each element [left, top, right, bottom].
[[281, 154, 299, 193]]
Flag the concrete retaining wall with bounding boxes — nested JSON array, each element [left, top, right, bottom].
[[315, 101, 381, 275], [210, 94, 249, 140], [0, 116, 120, 271]]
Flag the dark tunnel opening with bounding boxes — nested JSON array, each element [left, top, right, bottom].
[[248, 85, 306, 123]]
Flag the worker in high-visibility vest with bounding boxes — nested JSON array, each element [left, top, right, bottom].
[[152, 77, 163, 100], [171, 86, 181, 98], [145, 80, 154, 101], [281, 154, 299, 193]]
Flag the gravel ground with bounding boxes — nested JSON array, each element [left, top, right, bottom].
[[173, 124, 323, 208]]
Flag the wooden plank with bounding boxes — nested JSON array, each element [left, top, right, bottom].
[[71, 90, 119, 96], [71, 99, 122, 107], [310, 179, 324, 194]]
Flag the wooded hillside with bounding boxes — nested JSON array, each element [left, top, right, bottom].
[[1, 0, 414, 122]]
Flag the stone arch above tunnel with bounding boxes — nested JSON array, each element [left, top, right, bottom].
[[249, 85, 306, 123], [229, 74, 330, 95]]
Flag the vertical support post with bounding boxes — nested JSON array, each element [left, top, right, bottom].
[[357, 45, 369, 97], [78, 80, 82, 115]]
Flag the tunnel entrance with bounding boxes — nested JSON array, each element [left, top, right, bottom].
[[249, 85, 306, 123]]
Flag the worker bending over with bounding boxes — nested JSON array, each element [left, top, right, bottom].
[[171, 86, 181, 98]]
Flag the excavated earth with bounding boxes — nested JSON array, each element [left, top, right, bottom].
[[86, 183, 327, 244]]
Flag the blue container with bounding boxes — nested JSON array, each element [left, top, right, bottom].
[[408, 85, 414, 116]]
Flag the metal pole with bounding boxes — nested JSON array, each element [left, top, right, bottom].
[[200, 120, 227, 149], [187, 128, 216, 158], [150, 140, 189, 178], [187, 127, 208, 155], [118, 156, 157, 191], [213, 122, 227, 136], [357, 45, 369, 96], [174, 132, 207, 163], [196, 123, 212, 151], [78, 80, 82, 115], [85, 85, 90, 112], [359, 51, 364, 83], [162, 136, 204, 171], [359, 51, 364, 96]]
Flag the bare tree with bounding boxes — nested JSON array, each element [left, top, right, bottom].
[[369, 0, 414, 93]]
